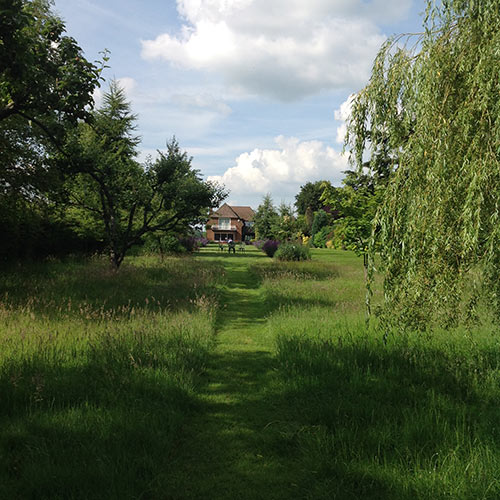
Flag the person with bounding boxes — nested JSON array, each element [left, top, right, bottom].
[[227, 238, 236, 254]]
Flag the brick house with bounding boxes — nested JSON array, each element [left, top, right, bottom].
[[206, 203, 255, 242]]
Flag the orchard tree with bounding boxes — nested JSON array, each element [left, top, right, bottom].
[[0, 0, 103, 134], [64, 82, 226, 269], [346, 0, 500, 328]]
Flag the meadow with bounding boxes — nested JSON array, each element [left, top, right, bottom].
[[1, 247, 500, 498]]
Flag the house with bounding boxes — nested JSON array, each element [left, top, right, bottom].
[[206, 203, 255, 242]]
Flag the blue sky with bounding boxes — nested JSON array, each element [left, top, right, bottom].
[[53, 0, 424, 209]]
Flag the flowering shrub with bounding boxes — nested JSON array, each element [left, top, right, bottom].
[[262, 239, 280, 257], [252, 240, 265, 250], [274, 243, 311, 261], [196, 237, 209, 247]]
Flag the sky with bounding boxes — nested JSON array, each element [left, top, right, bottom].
[[53, 0, 424, 209]]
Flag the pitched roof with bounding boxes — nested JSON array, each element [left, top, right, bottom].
[[211, 203, 255, 221], [231, 206, 255, 221]]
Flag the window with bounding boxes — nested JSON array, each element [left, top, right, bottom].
[[219, 217, 231, 229]]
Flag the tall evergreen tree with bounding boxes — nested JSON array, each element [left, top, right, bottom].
[[254, 194, 279, 240], [64, 82, 226, 268]]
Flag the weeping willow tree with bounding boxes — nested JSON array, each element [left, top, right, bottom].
[[345, 0, 500, 329]]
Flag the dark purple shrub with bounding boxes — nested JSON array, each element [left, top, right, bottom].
[[262, 239, 280, 257], [196, 237, 209, 247], [179, 236, 199, 252]]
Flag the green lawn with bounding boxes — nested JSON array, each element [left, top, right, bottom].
[[1, 247, 499, 498]]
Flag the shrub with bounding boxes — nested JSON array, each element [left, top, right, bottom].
[[274, 243, 311, 261], [196, 237, 209, 248], [313, 225, 335, 248], [262, 240, 280, 257], [143, 234, 185, 255], [252, 240, 265, 250], [179, 236, 199, 253]]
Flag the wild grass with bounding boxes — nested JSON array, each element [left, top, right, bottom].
[[0, 255, 224, 499], [3, 247, 500, 498], [251, 250, 368, 319], [262, 250, 500, 499]]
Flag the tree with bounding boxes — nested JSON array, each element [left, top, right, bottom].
[[0, 0, 105, 259], [275, 202, 296, 241], [295, 181, 331, 215], [310, 209, 330, 243], [0, 0, 103, 134], [64, 82, 226, 269], [346, 0, 500, 328], [254, 194, 279, 240], [321, 171, 383, 255]]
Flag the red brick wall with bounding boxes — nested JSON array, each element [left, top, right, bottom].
[[206, 217, 244, 241]]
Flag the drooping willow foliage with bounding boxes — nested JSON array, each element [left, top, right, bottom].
[[345, 0, 500, 329]]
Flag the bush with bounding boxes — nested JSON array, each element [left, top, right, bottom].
[[262, 240, 280, 257], [179, 236, 199, 253], [143, 234, 185, 255], [313, 225, 335, 248], [196, 237, 209, 248], [274, 243, 311, 261]]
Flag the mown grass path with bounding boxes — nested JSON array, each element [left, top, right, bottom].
[[166, 249, 302, 499]]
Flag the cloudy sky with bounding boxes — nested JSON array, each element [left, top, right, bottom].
[[54, 0, 423, 209]]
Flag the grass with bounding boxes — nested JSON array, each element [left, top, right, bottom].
[[0, 256, 223, 499], [1, 246, 500, 498]]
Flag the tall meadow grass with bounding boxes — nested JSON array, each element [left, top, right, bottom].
[[260, 250, 500, 499], [0, 255, 225, 499]]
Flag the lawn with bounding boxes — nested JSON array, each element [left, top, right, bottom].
[[1, 247, 499, 498]]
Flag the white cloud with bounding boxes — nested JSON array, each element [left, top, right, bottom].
[[207, 136, 348, 206], [334, 94, 354, 144], [116, 76, 137, 97], [171, 93, 232, 115], [141, 0, 411, 100]]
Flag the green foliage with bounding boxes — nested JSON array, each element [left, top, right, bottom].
[[321, 176, 384, 255], [310, 209, 331, 244], [312, 225, 334, 248], [346, 0, 500, 328], [253, 194, 279, 240], [294, 180, 331, 215], [274, 243, 311, 261], [0, 0, 105, 261], [143, 233, 185, 256], [275, 202, 296, 241], [63, 82, 227, 268], [0, 0, 104, 165]]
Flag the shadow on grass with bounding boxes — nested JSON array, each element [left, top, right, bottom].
[[160, 339, 500, 500], [266, 334, 500, 499], [0, 339, 210, 499], [8, 336, 496, 499]]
